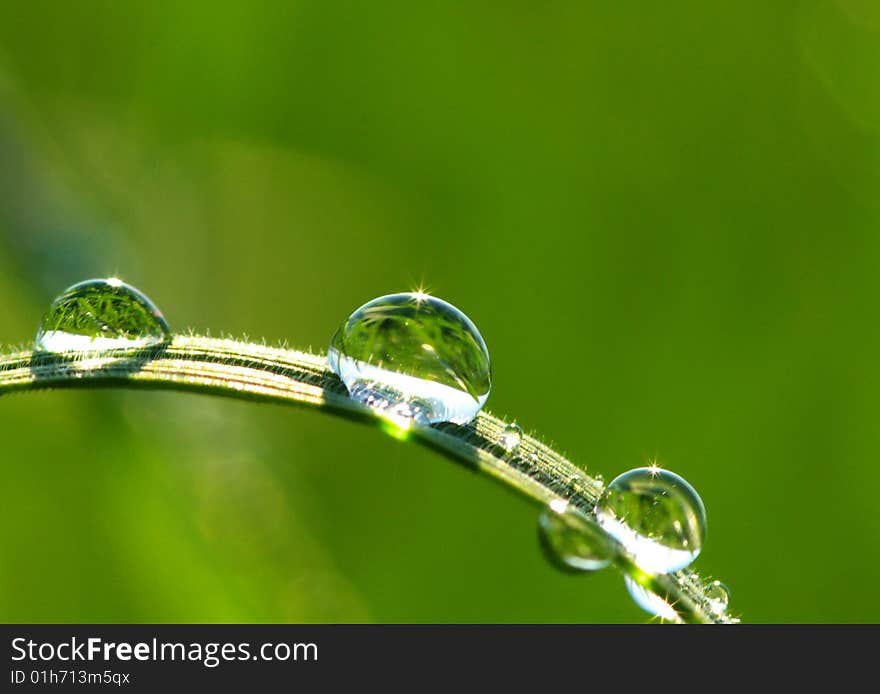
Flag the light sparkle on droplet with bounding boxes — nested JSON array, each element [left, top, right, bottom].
[[625, 575, 679, 621]]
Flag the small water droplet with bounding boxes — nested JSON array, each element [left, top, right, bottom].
[[596, 466, 706, 574], [500, 423, 523, 452], [624, 575, 678, 621], [537, 500, 614, 573], [328, 292, 491, 425], [35, 278, 170, 353], [594, 473, 605, 485], [704, 580, 730, 615]]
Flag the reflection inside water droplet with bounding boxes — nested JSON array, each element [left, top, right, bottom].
[[596, 466, 706, 574], [500, 423, 523, 452], [35, 278, 170, 353], [538, 500, 614, 573], [704, 580, 730, 615], [328, 292, 491, 425]]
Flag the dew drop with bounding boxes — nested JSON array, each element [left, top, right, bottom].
[[500, 423, 523, 452], [704, 580, 730, 615], [537, 500, 614, 573], [595, 466, 706, 574], [35, 278, 171, 353], [328, 292, 491, 426], [624, 575, 678, 621]]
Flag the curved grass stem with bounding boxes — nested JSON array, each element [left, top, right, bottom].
[[0, 334, 735, 624]]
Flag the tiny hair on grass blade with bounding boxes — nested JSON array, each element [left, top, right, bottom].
[[0, 334, 737, 624]]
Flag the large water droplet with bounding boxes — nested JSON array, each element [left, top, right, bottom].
[[35, 278, 171, 353], [500, 423, 523, 453], [538, 500, 615, 573], [596, 466, 706, 574], [624, 576, 678, 621], [328, 292, 491, 426], [704, 580, 730, 615]]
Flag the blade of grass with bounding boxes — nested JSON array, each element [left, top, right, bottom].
[[0, 334, 736, 624]]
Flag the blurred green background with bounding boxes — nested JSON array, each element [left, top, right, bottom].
[[0, 1, 878, 623]]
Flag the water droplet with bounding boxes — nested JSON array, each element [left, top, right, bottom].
[[596, 466, 706, 574], [624, 576, 678, 621], [537, 500, 614, 573], [35, 278, 170, 353], [328, 292, 491, 425], [704, 580, 730, 615], [500, 423, 523, 452], [594, 473, 605, 485]]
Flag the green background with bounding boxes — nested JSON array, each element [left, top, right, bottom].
[[0, 1, 878, 623]]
